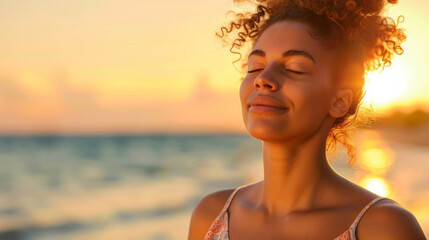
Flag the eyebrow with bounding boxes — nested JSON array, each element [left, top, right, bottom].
[[248, 49, 316, 64]]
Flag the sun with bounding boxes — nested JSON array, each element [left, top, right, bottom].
[[362, 63, 409, 111]]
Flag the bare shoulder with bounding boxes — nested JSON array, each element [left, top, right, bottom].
[[357, 199, 427, 240], [188, 188, 235, 240]]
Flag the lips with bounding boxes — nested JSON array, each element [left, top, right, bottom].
[[247, 95, 289, 113]]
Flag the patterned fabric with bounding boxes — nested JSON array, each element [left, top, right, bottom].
[[203, 185, 245, 240], [333, 196, 390, 240], [204, 184, 390, 240]]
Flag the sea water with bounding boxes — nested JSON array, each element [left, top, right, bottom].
[[0, 130, 427, 240]]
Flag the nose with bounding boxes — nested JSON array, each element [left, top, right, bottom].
[[253, 67, 278, 91]]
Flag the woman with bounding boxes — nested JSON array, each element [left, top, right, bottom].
[[189, 0, 426, 239]]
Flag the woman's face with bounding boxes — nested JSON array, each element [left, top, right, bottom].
[[240, 20, 341, 142]]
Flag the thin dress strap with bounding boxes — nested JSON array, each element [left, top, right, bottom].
[[219, 185, 245, 215], [348, 197, 394, 240], [203, 183, 252, 240]]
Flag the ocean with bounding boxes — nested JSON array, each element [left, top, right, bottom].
[[0, 129, 428, 239]]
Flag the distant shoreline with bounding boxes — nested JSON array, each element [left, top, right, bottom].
[[373, 123, 429, 146]]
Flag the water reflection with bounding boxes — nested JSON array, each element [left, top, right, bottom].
[[0, 132, 428, 239], [359, 147, 395, 174], [356, 130, 395, 197], [359, 175, 391, 197]]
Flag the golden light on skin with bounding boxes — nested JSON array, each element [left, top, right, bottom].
[[358, 176, 392, 197], [362, 63, 409, 110]]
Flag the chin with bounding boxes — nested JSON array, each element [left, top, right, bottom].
[[245, 121, 289, 142]]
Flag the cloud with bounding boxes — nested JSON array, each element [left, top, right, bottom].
[[0, 76, 30, 104]]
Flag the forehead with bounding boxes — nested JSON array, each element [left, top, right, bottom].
[[252, 20, 331, 61]]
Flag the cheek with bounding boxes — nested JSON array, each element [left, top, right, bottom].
[[239, 77, 252, 107], [239, 77, 257, 129], [295, 84, 333, 123], [239, 80, 247, 119]]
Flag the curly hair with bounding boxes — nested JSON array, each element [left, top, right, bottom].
[[216, 0, 406, 167]]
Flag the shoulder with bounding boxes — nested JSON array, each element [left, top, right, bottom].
[[191, 189, 236, 220], [357, 199, 426, 240], [188, 188, 235, 240]]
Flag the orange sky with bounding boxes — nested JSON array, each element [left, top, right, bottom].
[[0, 0, 428, 134]]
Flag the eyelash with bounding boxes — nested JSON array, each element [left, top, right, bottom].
[[287, 69, 304, 75], [247, 69, 304, 75], [247, 69, 263, 73]]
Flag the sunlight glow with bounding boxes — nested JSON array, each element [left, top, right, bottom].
[[357, 131, 396, 170], [0, 0, 428, 134], [363, 65, 408, 110], [359, 176, 391, 197], [359, 145, 395, 175]]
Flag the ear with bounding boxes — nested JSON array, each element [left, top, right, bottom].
[[329, 88, 353, 118]]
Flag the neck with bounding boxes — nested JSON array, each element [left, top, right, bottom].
[[256, 131, 339, 217]]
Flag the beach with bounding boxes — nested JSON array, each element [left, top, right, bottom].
[[0, 127, 428, 240]]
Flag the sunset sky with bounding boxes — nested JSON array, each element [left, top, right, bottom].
[[0, 0, 428, 135]]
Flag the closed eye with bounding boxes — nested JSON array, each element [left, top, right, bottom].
[[247, 69, 264, 73], [248, 69, 304, 74], [287, 69, 304, 75]]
